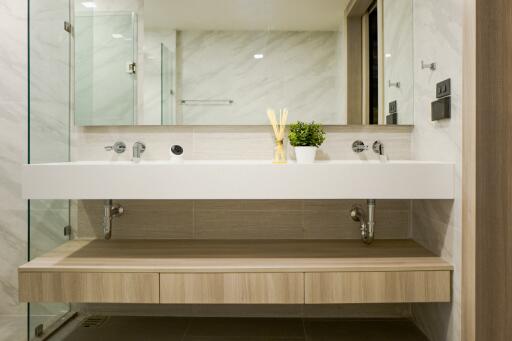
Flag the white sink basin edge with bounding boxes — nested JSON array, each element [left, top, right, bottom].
[[22, 160, 455, 200]]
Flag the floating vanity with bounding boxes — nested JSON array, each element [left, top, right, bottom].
[[22, 160, 454, 200], [19, 240, 452, 304], [19, 160, 455, 305]]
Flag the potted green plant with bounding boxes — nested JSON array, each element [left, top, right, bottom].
[[288, 121, 326, 164]]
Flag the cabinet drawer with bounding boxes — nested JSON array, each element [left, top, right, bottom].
[[19, 272, 159, 303], [305, 271, 451, 304], [160, 273, 304, 304]]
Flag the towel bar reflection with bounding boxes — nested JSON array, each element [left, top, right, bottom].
[[181, 99, 234, 106]]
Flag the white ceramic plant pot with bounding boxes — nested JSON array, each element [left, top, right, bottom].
[[294, 146, 318, 164]]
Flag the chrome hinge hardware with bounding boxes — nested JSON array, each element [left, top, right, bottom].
[[127, 62, 137, 74], [63, 225, 72, 239], [64, 21, 72, 33], [35, 324, 44, 337]]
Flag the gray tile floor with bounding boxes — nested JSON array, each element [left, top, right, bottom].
[[50, 316, 429, 341]]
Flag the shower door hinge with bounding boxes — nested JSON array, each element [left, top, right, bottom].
[[63, 225, 72, 239], [35, 324, 44, 337], [127, 62, 137, 74], [64, 21, 72, 33]]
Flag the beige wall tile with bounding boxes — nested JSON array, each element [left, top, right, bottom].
[[194, 210, 304, 239], [75, 199, 411, 240]]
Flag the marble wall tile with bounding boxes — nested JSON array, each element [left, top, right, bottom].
[[0, 316, 26, 341], [177, 30, 343, 125], [410, 0, 463, 340], [0, 0, 28, 337]]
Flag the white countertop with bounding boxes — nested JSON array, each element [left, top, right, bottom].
[[22, 160, 455, 200]]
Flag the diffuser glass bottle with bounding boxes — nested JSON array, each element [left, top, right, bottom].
[[267, 109, 288, 164], [273, 138, 286, 164]]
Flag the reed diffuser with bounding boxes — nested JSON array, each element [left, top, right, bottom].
[[267, 108, 288, 164]]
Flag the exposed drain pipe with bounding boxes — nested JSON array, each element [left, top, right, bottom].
[[350, 199, 376, 244], [103, 200, 124, 240]]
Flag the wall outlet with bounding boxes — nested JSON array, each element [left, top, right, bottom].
[[436, 79, 451, 98], [389, 101, 398, 114]]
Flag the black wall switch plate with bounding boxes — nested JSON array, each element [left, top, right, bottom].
[[389, 100, 397, 114], [436, 79, 451, 98], [431, 96, 451, 121]]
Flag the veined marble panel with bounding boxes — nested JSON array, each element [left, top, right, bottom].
[[0, 0, 28, 334], [410, 0, 463, 340], [177, 30, 343, 125], [0, 316, 26, 341]]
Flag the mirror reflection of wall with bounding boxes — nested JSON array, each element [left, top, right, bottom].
[[383, 0, 414, 125], [176, 30, 342, 125], [73, 0, 413, 127]]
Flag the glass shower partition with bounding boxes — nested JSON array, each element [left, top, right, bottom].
[[74, 12, 138, 126], [28, 0, 71, 338]]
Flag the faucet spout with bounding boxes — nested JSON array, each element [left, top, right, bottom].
[[132, 141, 146, 162]]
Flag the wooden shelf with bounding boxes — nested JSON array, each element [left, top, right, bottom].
[[19, 239, 452, 304], [19, 239, 452, 273]]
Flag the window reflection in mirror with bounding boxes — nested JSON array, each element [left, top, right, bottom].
[[367, 4, 379, 125]]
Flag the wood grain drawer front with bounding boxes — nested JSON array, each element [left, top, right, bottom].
[[19, 272, 159, 303], [305, 271, 451, 304], [160, 273, 304, 304]]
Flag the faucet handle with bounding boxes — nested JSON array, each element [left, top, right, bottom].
[[105, 141, 126, 154], [352, 140, 368, 153]]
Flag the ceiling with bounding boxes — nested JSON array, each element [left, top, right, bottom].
[[144, 0, 347, 31]]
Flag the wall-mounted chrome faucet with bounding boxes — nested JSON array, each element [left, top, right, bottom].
[[372, 140, 384, 156], [132, 141, 146, 162], [103, 200, 124, 240], [105, 141, 126, 154], [350, 199, 376, 244], [353, 140, 385, 158]]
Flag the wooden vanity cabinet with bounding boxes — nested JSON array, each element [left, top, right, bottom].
[[18, 240, 452, 305]]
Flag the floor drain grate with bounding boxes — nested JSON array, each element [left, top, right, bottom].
[[80, 316, 108, 329]]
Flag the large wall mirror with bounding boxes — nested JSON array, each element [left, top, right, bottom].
[[73, 0, 414, 126]]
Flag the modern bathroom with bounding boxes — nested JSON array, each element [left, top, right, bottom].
[[0, 0, 509, 340]]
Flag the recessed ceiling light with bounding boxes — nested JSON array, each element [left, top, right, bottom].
[[112, 34, 123, 39], [385, 53, 392, 58], [81, 2, 97, 8], [254, 54, 264, 60]]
